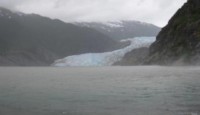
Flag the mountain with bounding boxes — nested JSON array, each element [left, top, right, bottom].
[[145, 0, 200, 65], [0, 7, 125, 66], [74, 21, 160, 40]]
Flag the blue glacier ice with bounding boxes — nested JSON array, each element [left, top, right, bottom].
[[52, 37, 155, 67]]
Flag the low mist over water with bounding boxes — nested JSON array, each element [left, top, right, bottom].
[[0, 66, 200, 115]]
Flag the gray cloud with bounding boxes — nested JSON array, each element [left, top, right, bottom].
[[0, 0, 27, 9], [0, 0, 187, 27]]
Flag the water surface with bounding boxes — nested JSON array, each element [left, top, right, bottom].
[[0, 66, 200, 115]]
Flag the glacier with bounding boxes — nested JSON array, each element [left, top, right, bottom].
[[52, 37, 155, 67]]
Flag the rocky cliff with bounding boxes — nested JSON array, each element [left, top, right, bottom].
[[113, 47, 149, 66], [146, 0, 200, 65]]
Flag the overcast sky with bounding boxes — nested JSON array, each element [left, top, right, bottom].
[[0, 0, 187, 27]]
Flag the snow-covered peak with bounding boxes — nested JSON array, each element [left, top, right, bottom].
[[52, 37, 156, 67], [102, 21, 123, 28]]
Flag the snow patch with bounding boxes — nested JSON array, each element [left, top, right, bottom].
[[52, 37, 155, 67], [0, 10, 3, 16], [137, 21, 152, 26], [15, 12, 24, 16]]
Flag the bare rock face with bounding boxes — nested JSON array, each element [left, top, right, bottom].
[[145, 0, 200, 65], [114, 47, 149, 66]]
